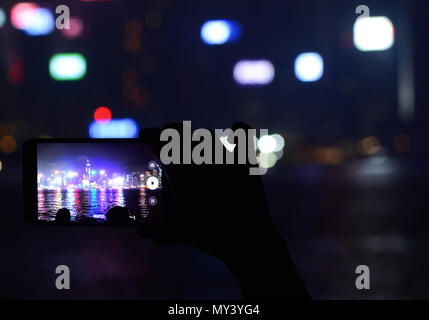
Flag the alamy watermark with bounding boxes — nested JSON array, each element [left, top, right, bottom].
[[158, 121, 269, 175], [55, 265, 70, 290], [55, 5, 71, 30], [355, 265, 370, 290]]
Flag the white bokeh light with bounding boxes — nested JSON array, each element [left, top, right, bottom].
[[201, 20, 232, 45], [271, 134, 285, 152], [353, 16, 394, 51], [49, 53, 87, 81], [258, 135, 277, 154], [294, 52, 324, 82], [233, 60, 275, 85], [11, 4, 54, 36]]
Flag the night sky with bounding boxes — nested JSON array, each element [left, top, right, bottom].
[[37, 142, 156, 175]]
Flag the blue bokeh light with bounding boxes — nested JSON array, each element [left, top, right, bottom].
[[22, 8, 55, 36], [294, 52, 324, 82], [0, 8, 6, 29], [89, 119, 139, 138], [200, 20, 241, 45]]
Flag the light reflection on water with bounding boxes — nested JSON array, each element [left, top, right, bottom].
[[38, 188, 149, 222]]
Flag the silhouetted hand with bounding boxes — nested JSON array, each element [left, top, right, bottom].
[[138, 122, 311, 300], [106, 206, 135, 225]]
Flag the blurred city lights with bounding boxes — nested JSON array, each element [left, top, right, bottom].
[[23, 8, 54, 36], [88, 119, 139, 138], [11, 2, 38, 29], [94, 106, 112, 124], [233, 59, 275, 85], [350, 155, 398, 179], [61, 17, 84, 39], [68, 172, 76, 178], [110, 176, 124, 187], [11, 3, 54, 36], [353, 16, 394, 51], [314, 147, 344, 165], [257, 152, 277, 169], [0, 8, 6, 29], [256, 134, 287, 170], [258, 134, 285, 155], [274, 149, 284, 160], [200, 20, 240, 45], [358, 136, 380, 156], [294, 52, 324, 82], [258, 135, 277, 154], [0, 136, 17, 154], [66, 171, 78, 178], [49, 53, 87, 81], [271, 134, 285, 152]]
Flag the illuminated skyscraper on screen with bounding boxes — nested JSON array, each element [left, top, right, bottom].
[[86, 159, 91, 175]]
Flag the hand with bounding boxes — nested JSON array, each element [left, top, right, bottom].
[[138, 122, 311, 299]]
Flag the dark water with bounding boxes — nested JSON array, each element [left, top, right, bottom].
[[38, 188, 151, 222]]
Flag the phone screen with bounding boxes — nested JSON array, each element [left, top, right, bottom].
[[31, 140, 162, 225]]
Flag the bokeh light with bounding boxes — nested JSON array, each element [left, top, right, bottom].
[[359, 136, 380, 156], [94, 106, 112, 124], [294, 52, 324, 82], [271, 134, 285, 152], [233, 59, 275, 85], [258, 135, 277, 154], [89, 119, 139, 138], [11, 3, 54, 36], [11, 2, 38, 29], [258, 134, 285, 155], [49, 53, 87, 81], [200, 20, 240, 45], [274, 149, 284, 160], [257, 152, 277, 169], [314, 147, 344, 165], [0, 136, 17, 154], [61, 17, 84, 39], [22, 8, 54, 36], [0, 8, 6, 29], [353, 16, 394, 51]]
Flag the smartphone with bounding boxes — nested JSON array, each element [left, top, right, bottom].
[[23, 139, 164, 226]]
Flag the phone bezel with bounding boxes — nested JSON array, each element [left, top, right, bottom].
[[23, 138, 165, 226]]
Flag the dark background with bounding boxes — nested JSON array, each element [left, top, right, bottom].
[[1, 0, 429, 299]]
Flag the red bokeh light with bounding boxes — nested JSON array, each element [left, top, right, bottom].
[[8, 55, 24, 86], [11, 2, 38, 30], [94, 106, 112, 124]]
